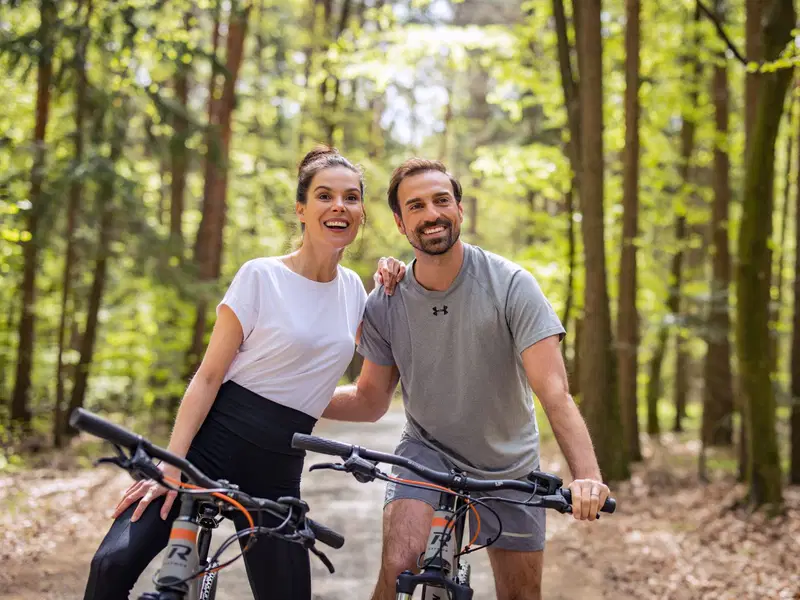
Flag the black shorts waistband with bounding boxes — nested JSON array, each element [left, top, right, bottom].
[[206, 380, 317, 454]]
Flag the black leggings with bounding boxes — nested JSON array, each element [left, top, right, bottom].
[[83, 382, 317, 600]]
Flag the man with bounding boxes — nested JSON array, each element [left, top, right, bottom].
[[323, 158, 610, 600]]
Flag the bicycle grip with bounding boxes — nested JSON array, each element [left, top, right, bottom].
[[560, 489, 616, 513], [292, 433, 353, 459], [69, 408, 142, 450], [307, 518, 345, 549]]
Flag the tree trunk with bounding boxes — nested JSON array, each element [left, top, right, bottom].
[[745, 0, 764, 154], [11, 0, 56, 427], [187, 5, 250, 375], [54, 0, 92, 446], [552, 0, 581, 188], [736, 0, 794, 508], [560, 188, 576, 384], [646, 326, 667, 436], [617, 0, 642, 461], [325, 0, 352, 144], [702, 0, 735, 448], [576, 0, 629, 482], [770, 94, 795, 373], [67, 115, 125, 423], [439, 84, 454, 163], [467, 176, 479, 238], [673, 347, 689, 432], [170, 15, 191, 260], [792, 109, 800, 483], [2, 289, 21, 404], [569, 316, 582, 396], [742, 0, 765, 480], [562, 187, 576, 334], [552, 0, 582, 398], [673, 8, 701, 434]]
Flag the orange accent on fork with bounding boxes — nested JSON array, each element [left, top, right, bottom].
[[169, 527, 197, 542], [387, 474, 481, 545], [430, 517, 456, 530]]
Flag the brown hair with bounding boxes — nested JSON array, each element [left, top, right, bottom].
[[387, 158, 462, 216], [296, 145, 364, 205]]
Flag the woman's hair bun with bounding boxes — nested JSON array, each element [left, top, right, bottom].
[[298, 144, 340, 174]]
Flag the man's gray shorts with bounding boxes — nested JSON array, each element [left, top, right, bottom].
[[384, 434, 546, 552]]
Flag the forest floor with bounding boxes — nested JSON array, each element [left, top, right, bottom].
[[1, 404, 799, 600]]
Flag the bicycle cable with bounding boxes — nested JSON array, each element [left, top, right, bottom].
[[372, 469, 504, 568], [151, 479, 298, 586], [455, 485, 543, 556]]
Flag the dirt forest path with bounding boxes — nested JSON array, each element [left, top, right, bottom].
[[1, 405, 622, 600]]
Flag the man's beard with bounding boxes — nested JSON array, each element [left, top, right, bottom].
[[407, 218, 460, 256]]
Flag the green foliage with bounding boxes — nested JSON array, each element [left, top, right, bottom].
[[0, 0, 796, 489]]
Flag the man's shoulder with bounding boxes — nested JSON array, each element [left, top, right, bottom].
[[467, 244, 525, 276], [365, 283, 396, 311], [464, 244, 528, 293]]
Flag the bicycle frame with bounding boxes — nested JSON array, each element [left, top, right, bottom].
[[396, 488, 473, 600], [70, 409, 342, 600], [292, 431, 615, 600]]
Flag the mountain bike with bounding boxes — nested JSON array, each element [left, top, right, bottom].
[[292, 433, 616, 600], [70, 408, 344, 600]]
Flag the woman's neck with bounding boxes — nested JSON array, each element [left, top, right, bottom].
[[286, 241, 342, 282]]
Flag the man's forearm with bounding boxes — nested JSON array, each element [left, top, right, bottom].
[[323, 383, 382, 422], [543, 394, 603, 481]]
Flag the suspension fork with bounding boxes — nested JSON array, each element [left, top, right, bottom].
[[155, 495, 200, 598], [395, 489, 473, 600], [196, 502, 222, 600], [423, 489, 466, 576]]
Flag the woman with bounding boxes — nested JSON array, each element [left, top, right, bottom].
[[83, 146, 404, 600]]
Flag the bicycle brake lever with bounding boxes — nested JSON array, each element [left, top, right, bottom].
[[309, 462, 348, 473], [129, 446, 164, 482], [95, 456, 128, 469], [96, 445, 163, 483], [537, 494, 573, 514], [94, 442, 131, 469], [309, 544, 336, 574], [310, 457, 379, 483]]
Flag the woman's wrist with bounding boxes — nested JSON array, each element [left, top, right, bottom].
[[158, 461, 181, 474]]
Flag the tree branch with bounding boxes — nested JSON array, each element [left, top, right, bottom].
[[697, 0, 749, 66]]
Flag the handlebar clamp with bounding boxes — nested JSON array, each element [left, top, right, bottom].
[[525, 470, 563, 495], [343, 454, 379, 484]]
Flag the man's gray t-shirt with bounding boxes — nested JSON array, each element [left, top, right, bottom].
[[358, 243, 566, 480]]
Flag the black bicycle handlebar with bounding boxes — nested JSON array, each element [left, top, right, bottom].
[[70, 408, 220, 489], [70, 406, 143, 449], [70, 408, 345, 549], [292, 433, 616, 514], [559, 489, 615, 513], [306, 519, 343, 548]]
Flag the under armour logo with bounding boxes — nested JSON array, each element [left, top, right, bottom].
[[432, 305, 448, 316]]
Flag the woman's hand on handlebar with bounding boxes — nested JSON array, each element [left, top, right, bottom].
[[112, 463, 181, 522], [567, 478, 610, 521]]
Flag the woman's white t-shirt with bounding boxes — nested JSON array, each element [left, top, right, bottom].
[[216, 257, 367, 419]]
